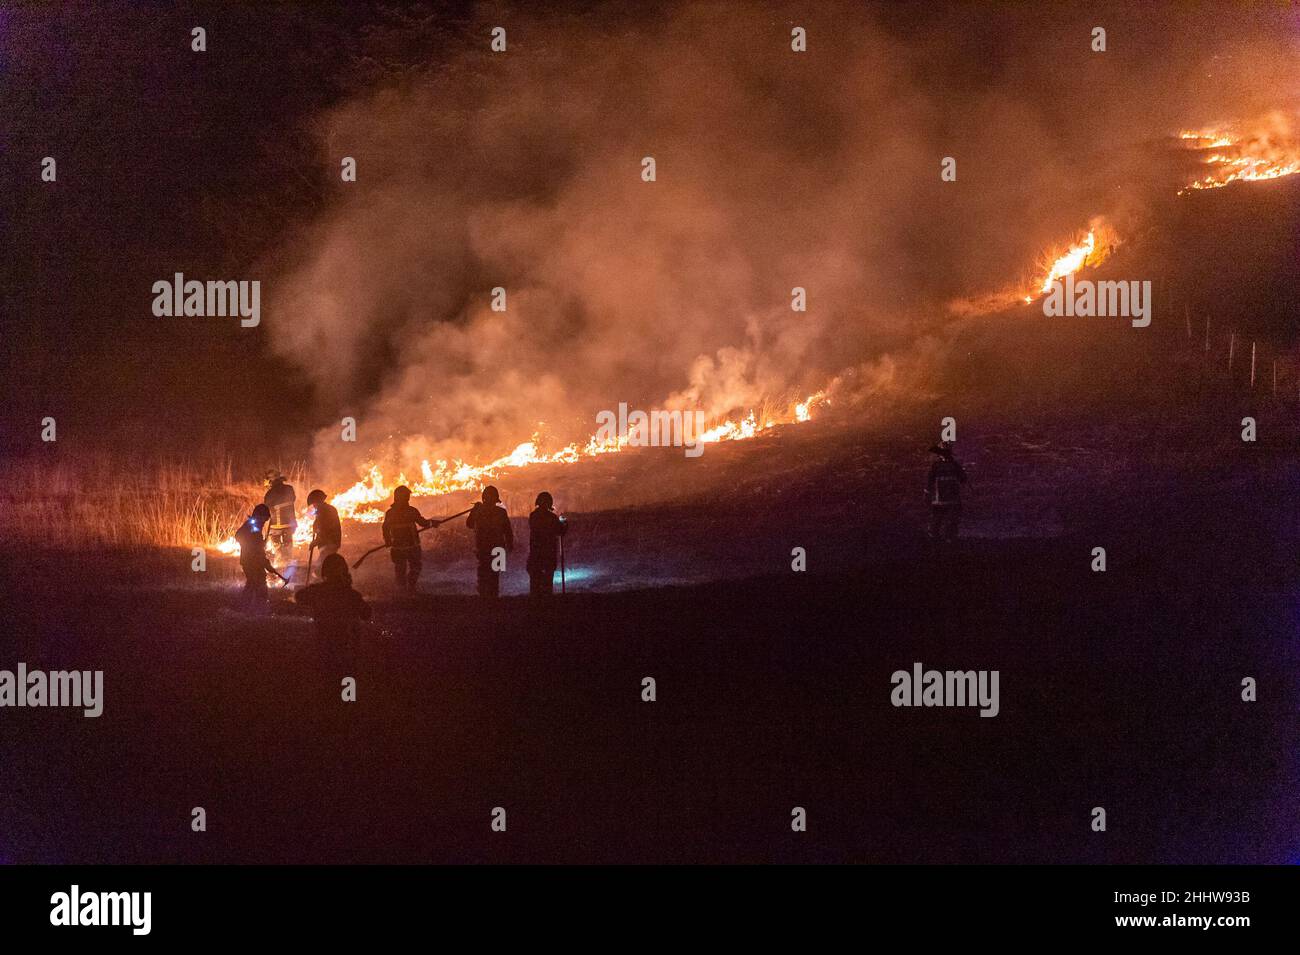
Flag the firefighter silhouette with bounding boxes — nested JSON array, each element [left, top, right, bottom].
[[926, 441, 968, 541], [296, 553, 371, 641], [382, 485, 431, 594], [526, 491, 566, 596], [262, 470, 297, 566], [466, 485, 514, 597], [235, 504, 275, 609], [306, 489, 342, 560]]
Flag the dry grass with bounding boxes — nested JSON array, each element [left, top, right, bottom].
[[0, 454, 310, 551]]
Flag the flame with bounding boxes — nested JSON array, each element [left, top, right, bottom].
[[329, 392, 830, 523], [1039, 230, 1097, 294], [215, 500, 317, 555], [1020, 222, 1112, 304], [1177, 114, 1300, 194], [212, 391, 830, 551], [959, 113, 1297, 317], [214, 110, 1300, 556], [295, 510, 316, 546]]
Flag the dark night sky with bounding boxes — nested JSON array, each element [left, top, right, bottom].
[[0, 1, 473, 456]]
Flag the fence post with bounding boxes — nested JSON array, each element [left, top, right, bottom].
[[1250, 341, 1256, 388]]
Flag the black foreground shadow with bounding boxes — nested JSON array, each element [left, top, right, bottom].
[[1, 503, 1296, 864]]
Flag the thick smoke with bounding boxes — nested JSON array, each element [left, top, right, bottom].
[[267, 2, 1299, 482]]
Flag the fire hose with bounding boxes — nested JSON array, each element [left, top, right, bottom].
[[351, 507, 474, 569]]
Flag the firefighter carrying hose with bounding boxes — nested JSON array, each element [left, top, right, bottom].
[[383, 485, 432, 594], [467, 485, 513, 598]]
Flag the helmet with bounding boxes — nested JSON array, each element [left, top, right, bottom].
[[263, 469, 285, 487], [307, 489, 327, 507], [534, 491, 554, 509], [251, 504, 271, 521], [393, 485, 412, 504], [320, 553, 350, 583], [481, 485, 500, 504], [929, 441, 955, 457]]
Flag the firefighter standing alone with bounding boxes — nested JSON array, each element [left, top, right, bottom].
[[926, 441, 968, 542]]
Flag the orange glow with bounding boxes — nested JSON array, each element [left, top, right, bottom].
[[1039, 230, 1097, 294], [1177, 114, 1300, 193], [216, 507, 315, 555], [220, 111, 1300, 556], [1021, 221, 1113, 304], [213, 391, 830, 549], [329, 391, 830, 523]]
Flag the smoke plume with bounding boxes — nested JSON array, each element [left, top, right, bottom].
[[267, 2, 1300, 482]]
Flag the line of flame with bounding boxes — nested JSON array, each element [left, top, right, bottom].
[[215, 391, 829, 551], [1176, 119, 1300, 194]]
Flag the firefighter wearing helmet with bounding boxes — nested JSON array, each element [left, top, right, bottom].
[[466, 485, 514, 597], [382, 485, 432, 594], [235, 504, 276, 609], [262, 469, 297, 566], [306, 489, 342, 561], [526, 491, 566, 596], [925, 440, 968, 542]]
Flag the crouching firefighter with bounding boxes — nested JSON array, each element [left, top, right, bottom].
[[926, 440, 968, 542], [296, 553, 371, 641], [235, 504, 276, 608], [383, 485, 432, 594], [263, 470, 297, 566], [526, 491, 567, 597], [467, 485, 513, 598]]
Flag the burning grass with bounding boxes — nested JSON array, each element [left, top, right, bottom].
[[1177, 112, 1300, 194], [324, 389, 832, 524], [0, 390, 835, 560], [0, 454, 308, 551], [0, 393, 833, 557]]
